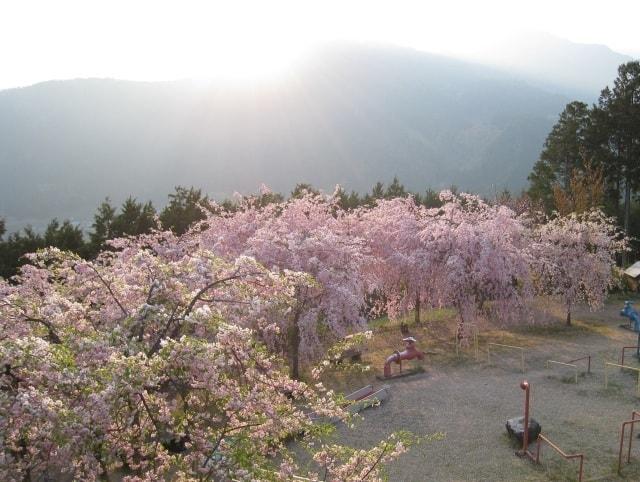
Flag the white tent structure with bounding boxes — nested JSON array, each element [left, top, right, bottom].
[[624, 261, 640, 291], [625, 261, 640, 279]]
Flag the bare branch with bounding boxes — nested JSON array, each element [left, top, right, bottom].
[[88, 265, 129, 318]]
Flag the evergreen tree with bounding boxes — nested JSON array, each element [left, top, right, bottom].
[[160, 187, 210, 235], [335, 186, 362, 210], [254, 190, 284, 208], [595, 62, 640, 252], [111, 197, 157, 237], [421, 188, 443, 208], [219, 198, 237, 213], [587, 101, 621, 216], [44, 219, 85, 253], [89, 198, 116, 255], [136, 201, 157, 234], [528, 101, 591, 211], [290, 183, 319, 199], [371, 182, 385, 199], [0, 227, 44, 279], [385, 176, 407, 199]]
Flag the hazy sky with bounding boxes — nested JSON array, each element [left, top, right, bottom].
[[1, 0, 639, 90]]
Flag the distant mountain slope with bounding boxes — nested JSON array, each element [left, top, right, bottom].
[[471, 33, 633, 100], [0, 44, 568, 232]]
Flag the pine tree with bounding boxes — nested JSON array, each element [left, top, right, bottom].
[[528, 101, 591, 211], [421, 188, 442, 208], [44, 219, 85, 253], [160, 187, 210, 235], [290, 183, 318, 199], [0, 227, 44, 279], [136, 201, 157, 235], [385, 176, 407, 199], [371, 182, 385, 199], [597, 62, 640, 259], [89, 198, 116, 255], [111, 197, 157, 237]]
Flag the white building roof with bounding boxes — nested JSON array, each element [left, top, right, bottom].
[[625, 261, 640, 279]]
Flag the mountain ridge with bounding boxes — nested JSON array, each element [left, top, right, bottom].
[[1, 40, 623, 232]]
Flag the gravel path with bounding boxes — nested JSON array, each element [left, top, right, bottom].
[[333, 303, 640, 481]]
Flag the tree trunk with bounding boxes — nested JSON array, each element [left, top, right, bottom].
[[566, 308, 571, 326], [289, 309, 301, 380], [623, 178, 631, 266], [414, 292, 421, 326]]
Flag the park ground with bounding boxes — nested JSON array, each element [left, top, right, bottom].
[[317, 295, 640, 481]]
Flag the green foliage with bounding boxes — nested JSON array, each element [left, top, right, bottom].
[[87, 197, 157, 256], [0, 220, 83, 279], [111, 197, 157, 237], [371, 181, 385, 200], [159, 186, 210, 235], [1, 177, 450, 280], [528, 61, 640, 260], [88, 198, 116, 254], [0, 226, 45, 279], [384, 176, 407, 199], [44, 219, 84, 254], [421, 188, 443, 208], [291, 183, 319, 199], [527, 101, 591, 210], [335, 186, 363, 211]]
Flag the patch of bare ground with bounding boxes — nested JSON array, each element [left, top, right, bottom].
[[320, 296, 640, 481]]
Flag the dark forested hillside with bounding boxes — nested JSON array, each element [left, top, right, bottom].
[[0, 44, 568, 232]]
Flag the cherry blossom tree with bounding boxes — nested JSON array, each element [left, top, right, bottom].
[[190, 189, 372, 379], [243, 192, 371, 379], [429, 191, 534, 337], [530, 209, 626, 325], [0, 237, 412, 481], [355, 192, 533, 338], [353, 197, 444, 325], [2, 180, 627, 480]]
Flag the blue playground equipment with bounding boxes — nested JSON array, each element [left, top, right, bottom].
[[620, 301, 640, 332]]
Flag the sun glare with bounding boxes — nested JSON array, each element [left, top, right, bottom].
[[198, 42, 305, 83]]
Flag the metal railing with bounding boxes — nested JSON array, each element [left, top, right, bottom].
[[535, 434, 584, 482], [620, 346, 640, 367], [546, 360, 579, 384], [604, 362, 640, 396], [618, 411, 640, 474], [567, 355, 591, 374], [545, 355, 590, 384], [487, 343, 525, 373]]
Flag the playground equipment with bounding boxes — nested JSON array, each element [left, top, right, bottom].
[[509, 380, 539, 458], [619, 345, 640, 366], [345, 384, 376, 402], [511, 380, 584, 481], [487, 343, 525, 373], [618, 410, 640, 474], [545, 355, 591, 384], [311, 384, 391, 424], [345, 384, 391, 414], [604, 362, 640, 396], [620, 301, 640, 332], [535, 434, 584, 482], [382, 336, 424, 378]]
